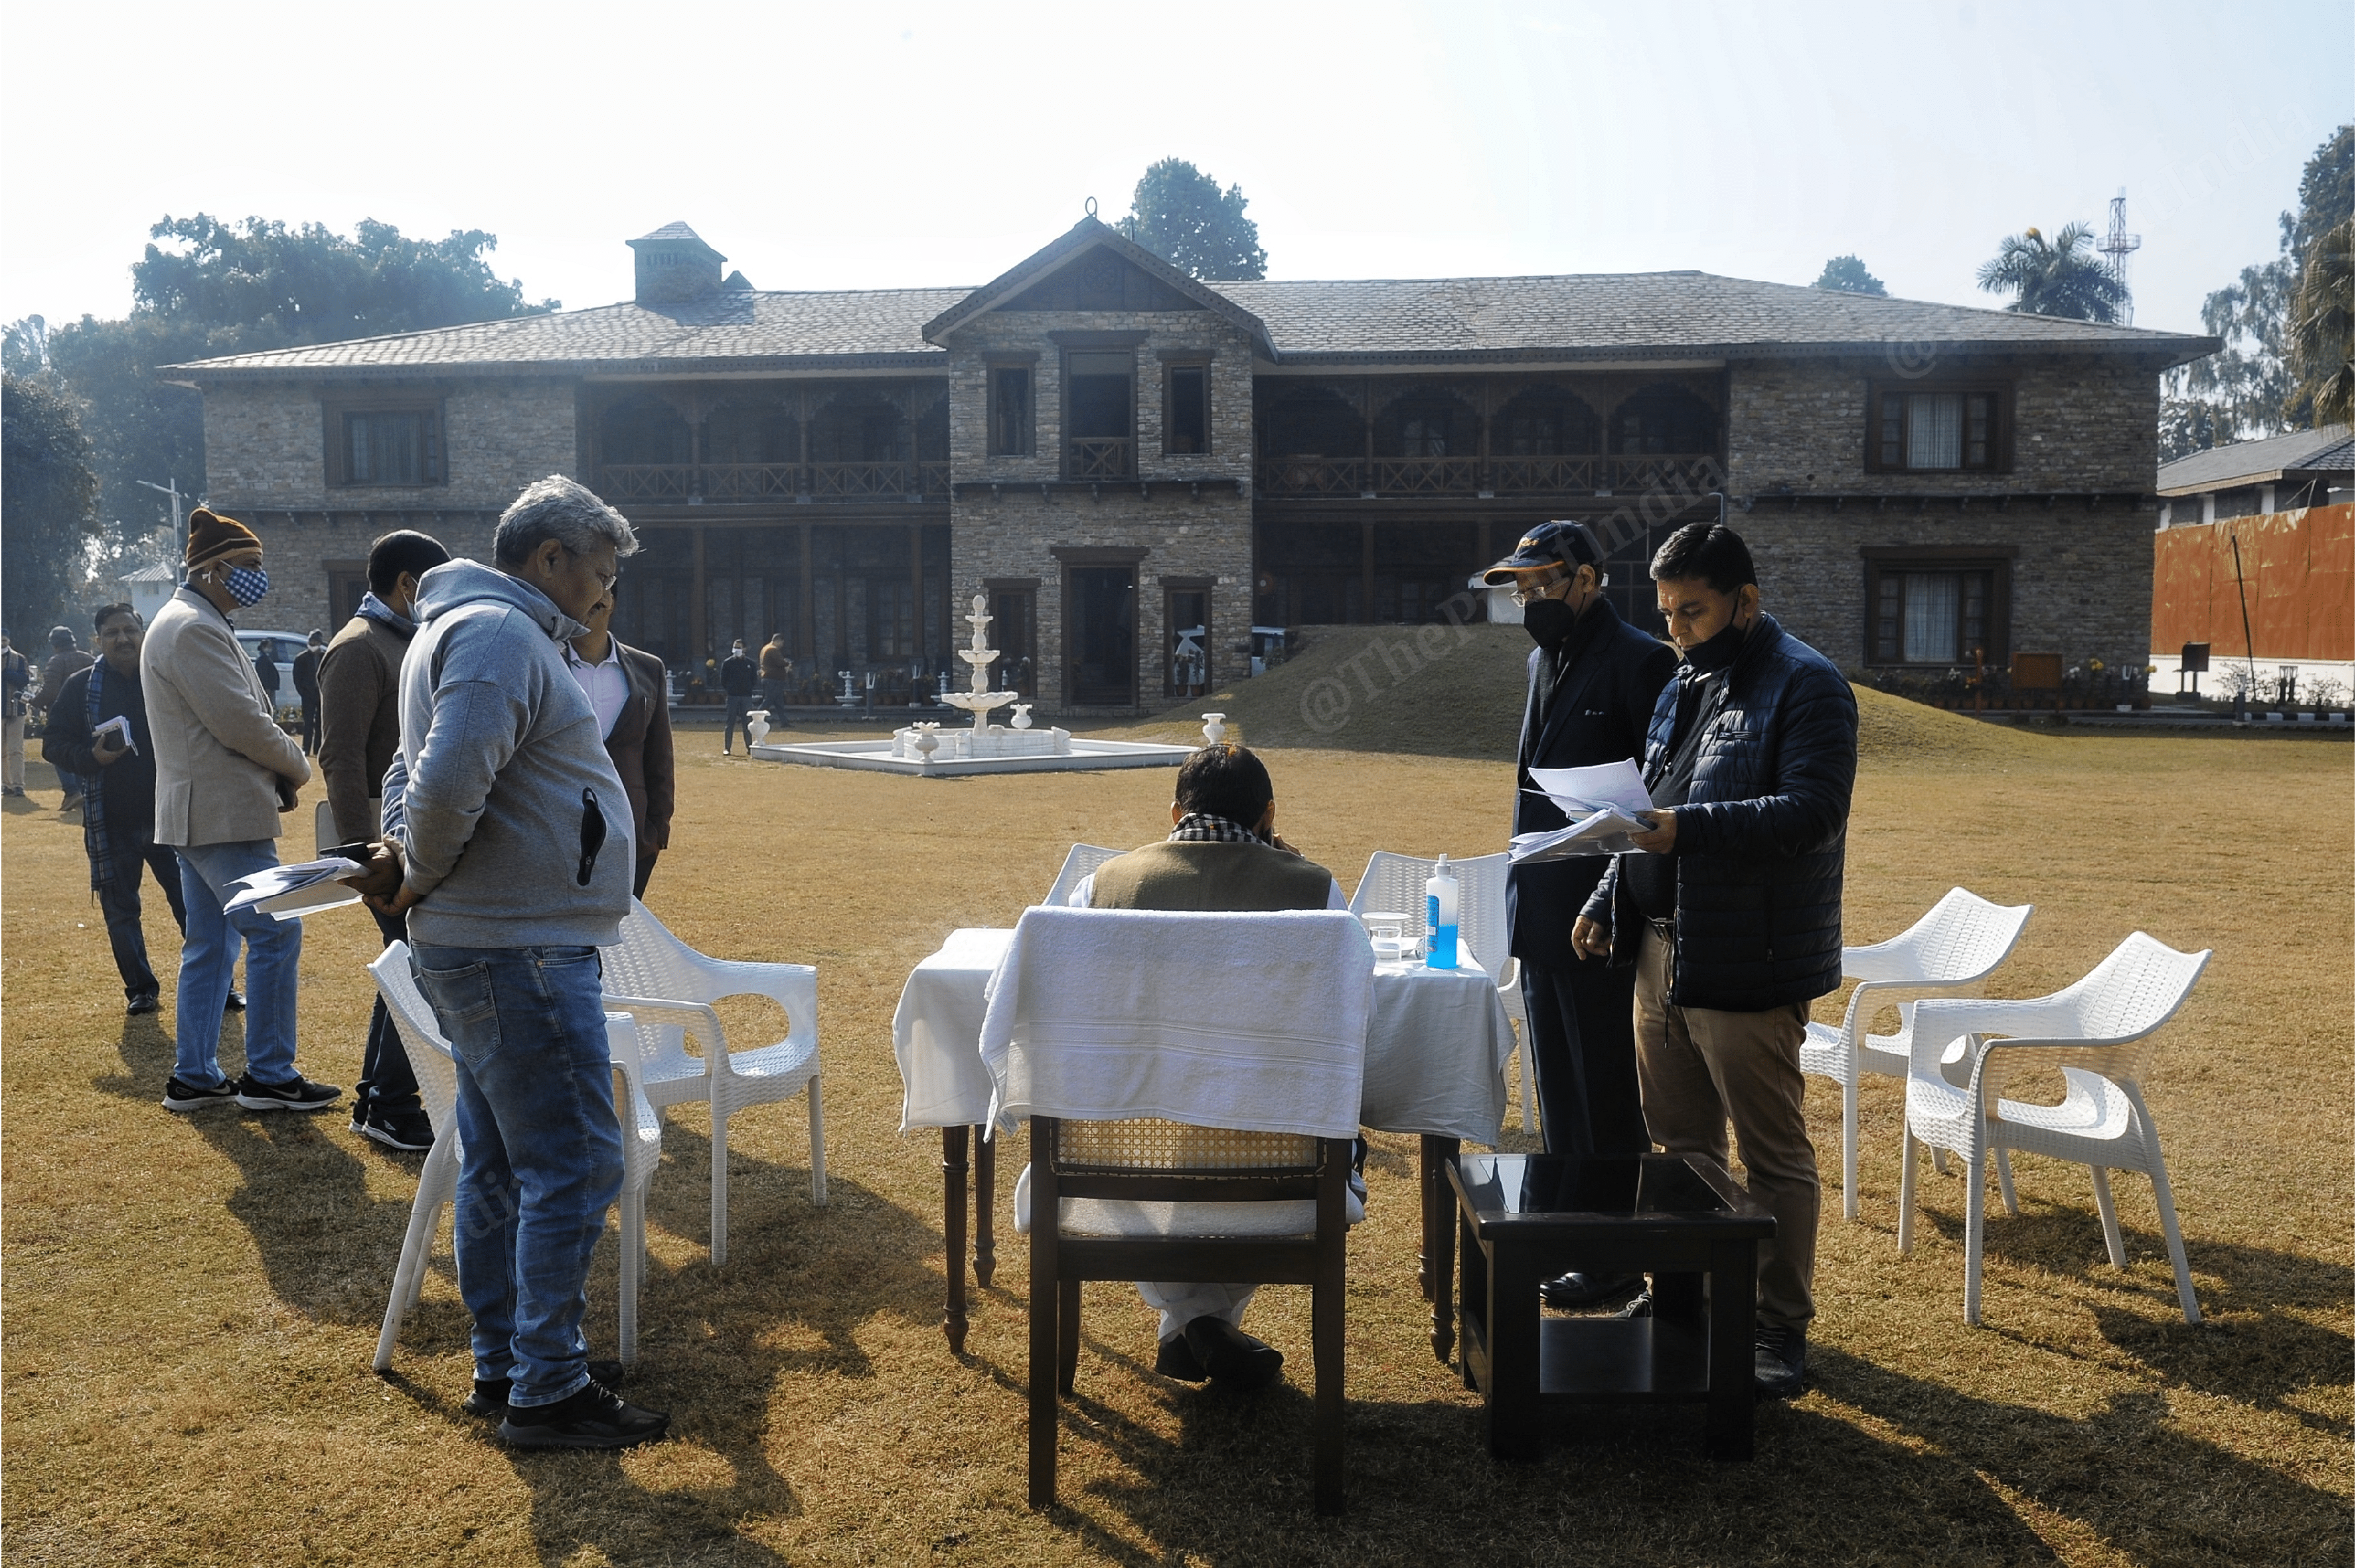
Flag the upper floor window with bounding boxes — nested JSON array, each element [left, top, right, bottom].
[[1065, 351, 1134, 479], [1863, 548, 2013, 665], [988, 365, 1034, 456], [332, 406, 443, 487], [1164, 363, 1209, 455], [1871, 388, 2006, 471]]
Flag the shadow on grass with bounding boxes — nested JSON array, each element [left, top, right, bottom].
[[1899, 1179, 2352, 1429]]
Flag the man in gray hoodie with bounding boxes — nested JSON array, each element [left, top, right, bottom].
[[357, 475, 667, 1449]]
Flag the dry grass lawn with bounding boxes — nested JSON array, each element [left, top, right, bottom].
[[3, 688, 2349, 1567]]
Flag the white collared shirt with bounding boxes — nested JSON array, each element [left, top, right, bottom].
[[564, 637, 628, 740]]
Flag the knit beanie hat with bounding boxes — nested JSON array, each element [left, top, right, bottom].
[[185, 507, 262, 570]]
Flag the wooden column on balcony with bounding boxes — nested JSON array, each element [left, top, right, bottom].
[[1360, 521, 1375, 624], [689, 526, 709, 669], [798, 524, 816, 668], [908, 522, 925, 664]]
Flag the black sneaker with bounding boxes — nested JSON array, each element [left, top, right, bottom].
[[1182, 1316, 1284, 1392], [234, 1071, 341, 1112], [163, 1075, 238, 1112], [498, 1378, 668, 1449], [126, 993, 162, 1016], [1754, 1320, 1806, 1400], [356, 1106, 435, 1150], [223, 990, 246, 1012], [463, 1360, 626, 1418]]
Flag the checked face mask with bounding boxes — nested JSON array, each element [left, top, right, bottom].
[[223, 564, 270, 607]]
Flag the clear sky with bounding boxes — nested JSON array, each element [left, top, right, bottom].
[[3, 0, 2349, 338]]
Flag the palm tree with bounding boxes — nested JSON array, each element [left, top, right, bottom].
[[1974, 222, 2127, 322], [2290, 217, 2352, 426]]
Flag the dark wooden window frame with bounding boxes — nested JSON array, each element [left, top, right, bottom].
[[1862, 380, 2015, 474], [986, 354, 1038, 457], [1056, 338, 1141, 480], [322, 392, 447, 488], [1158, 351, 1214, 458], [1159, 574, 1214, 700], [1051, 546, 1150, 708], [323, 559, 370, 627], [1860, 544, 2017, 666], [982, 576, 1041, 698]]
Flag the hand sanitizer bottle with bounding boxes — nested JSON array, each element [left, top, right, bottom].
[[1425, 854, 1460, 970]]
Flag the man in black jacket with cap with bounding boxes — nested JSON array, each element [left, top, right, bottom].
[[1486, 522, 1677, 1311]]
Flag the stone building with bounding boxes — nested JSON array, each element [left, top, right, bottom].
[[166, 217, 2215, 712]]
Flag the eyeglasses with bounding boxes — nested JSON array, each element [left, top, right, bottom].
[[1508, 574, 1569, 607]]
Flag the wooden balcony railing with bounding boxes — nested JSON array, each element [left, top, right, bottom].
[[1065, 437, 1134, 481], [1256, 453, 1721, 499], [597, 463, 949, 504]]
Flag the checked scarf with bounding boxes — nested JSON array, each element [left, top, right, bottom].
[[1167, 812, 1262, 844], [82, 663, 118, 892]]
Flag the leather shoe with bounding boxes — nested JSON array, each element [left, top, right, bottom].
[[1754, 1321, 1806, 1400], [125, 994, 161, 1016], [1182, 1316, 1284, 1391], [1153, 1334, 1208, 1381], [222, 990, 246, 1012], [1539, 1271, 1642, 1310]]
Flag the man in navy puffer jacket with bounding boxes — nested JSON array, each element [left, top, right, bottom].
[[1573, 520, 1857, 1400]]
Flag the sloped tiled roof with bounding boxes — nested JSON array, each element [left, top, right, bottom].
[[165, 288, 970, 380], [2156, 424, 2353, 494], [1221, 272, 2215, 364], [165, 262, 2215, 381]]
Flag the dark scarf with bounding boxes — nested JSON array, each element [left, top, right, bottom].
[[1168, 812, 1262, 844]]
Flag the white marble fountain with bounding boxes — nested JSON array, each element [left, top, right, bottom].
[[750, 594, 1202, 777]]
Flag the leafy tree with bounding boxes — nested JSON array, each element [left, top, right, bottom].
[[2157, 394, 2233, 464], [3, 215, 555, 544], [2168, 123, 2354, 449], [3, 372, 102, 639], [1117, 160, 1267, 281], [1973, 222, 2126, 322], [1811, 255, 1887, 295]]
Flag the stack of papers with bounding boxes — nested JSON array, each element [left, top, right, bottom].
[[1509, 760, 1656, 864], [224, 856, 369, 921]]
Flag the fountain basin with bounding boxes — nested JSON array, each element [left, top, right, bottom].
[[751, 734, 1196, 777]]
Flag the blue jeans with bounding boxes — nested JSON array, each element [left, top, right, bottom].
[[412, 942, 623, 1407], [174, 840, 303, 1087]]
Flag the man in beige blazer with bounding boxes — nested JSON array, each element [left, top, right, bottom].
[[144, 508, 339, 1114]]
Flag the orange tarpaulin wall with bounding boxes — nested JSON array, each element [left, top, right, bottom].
[[2151, 503, 2354, 661]]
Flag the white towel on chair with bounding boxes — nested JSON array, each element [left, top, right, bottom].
[[979, 906, 1374, 1140]]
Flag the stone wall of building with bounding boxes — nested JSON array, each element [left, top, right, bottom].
[[1745, 503, 2156, 675], [201, 376, 581, 512], [945, 312, 1257, 713], [1727, 354, 2160, 495]]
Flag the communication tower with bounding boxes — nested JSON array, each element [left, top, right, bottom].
[[2099, 188, 2142, 325]]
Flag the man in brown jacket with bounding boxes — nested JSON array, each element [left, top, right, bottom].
[[319, 528, 449, 1148], [566, 593, 673, 899], [1065, 744, 1351, 1392], [144, 509, 335, 1113]]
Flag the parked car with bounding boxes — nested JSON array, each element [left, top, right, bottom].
[[234, 631, 309, 728]]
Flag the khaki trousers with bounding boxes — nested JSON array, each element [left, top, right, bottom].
[[1634, 925, 1818, 1328]]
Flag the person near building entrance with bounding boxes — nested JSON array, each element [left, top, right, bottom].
[[1063, 743, 1357, 1393], [319, 528, 451, 1150], [252, 637, 283, 711], [718, 639, 755, 754], [3, 631, 29, 796], [1573, 520, 1857, 1400], [1482, 521, 1676, 1314], [567, 591, 673, 900], [351, 475, 665, 1449], [42, 625, 94, 810], [292, 630, 326, 754], [143, 508, 335, 1114], [757, 631, 793, 726], [41, 603, 189, 1014]]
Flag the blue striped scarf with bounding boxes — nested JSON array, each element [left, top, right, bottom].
[[83, 664, 117, 892]]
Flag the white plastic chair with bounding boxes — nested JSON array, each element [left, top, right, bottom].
[[368, 945, 667, 1368], [1798, 888, 2034, 1219], [1349, 850, 1534, 1134], [1897, 932, 2211, 1326], [1044, 842, 1125, 907], [600, 899, 826, 1266]]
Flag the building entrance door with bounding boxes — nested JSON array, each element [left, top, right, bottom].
[[1067, 566, 1137, 706]]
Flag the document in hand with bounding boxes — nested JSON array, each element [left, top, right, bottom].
[[224, 856, 369, 921], [1510, 759, 1658, 864]]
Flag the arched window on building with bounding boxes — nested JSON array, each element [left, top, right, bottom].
[[1610, 384, 1717, 455], [1259, 384, 1368, 495], [1492, 384, 1602, 455], [1373, 386, 1479, 493], [595, 396, 692, 501]]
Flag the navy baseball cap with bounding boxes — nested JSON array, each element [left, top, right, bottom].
[[1480, 520, 1605, 585]]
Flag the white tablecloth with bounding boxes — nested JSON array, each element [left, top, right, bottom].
[[892, 927, 1513, 1144]]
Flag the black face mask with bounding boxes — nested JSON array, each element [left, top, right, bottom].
[[1522, 596, 1577, 651], [1683, 616, 1748, 674]]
